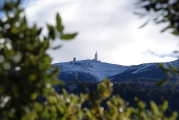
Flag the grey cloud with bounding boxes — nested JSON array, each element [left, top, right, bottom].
[[143, 49, 178, 58], [25, 0, 178, 65]]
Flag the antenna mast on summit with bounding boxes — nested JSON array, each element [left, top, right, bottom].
[[95, 50, 98, 61]]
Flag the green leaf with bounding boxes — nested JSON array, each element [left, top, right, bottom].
[[51, 45, 62, 49], [161, 26, 170, 33], [161, 101, 168, 112], [137, 101, 146, 110], [158, 63, 169, 75], [169, 111, 178, 120], [47, 24, 55, 39], [60, 33, 77, 40], [172, 30, 179, 36], [125, 107, 134, 118], [37, 28, 42, 36], [150, 101, 159, 115], [133, 12, 146, 18], [56, 13, 64, 33], [172, 79, 179, 89], [139, 20, 149, 29], [15, 0, 21, 6], [31, 93, 38, 100], [155, 79, 169, 86]]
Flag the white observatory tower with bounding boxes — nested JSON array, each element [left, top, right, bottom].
[[95, 51, 98, 61]]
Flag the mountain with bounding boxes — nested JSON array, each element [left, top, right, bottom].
[[53, 59, 179, 83], [110, 60, 179, 82], [53, 60, 130, 82]]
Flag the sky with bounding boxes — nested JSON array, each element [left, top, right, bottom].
[[24, 0, 179, 65]]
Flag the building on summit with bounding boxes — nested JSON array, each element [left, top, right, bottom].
[[95, 51, 98, 61], [73, 57, 76, 61], [73, 51, 99, 61], [93, 51, 98, 61]]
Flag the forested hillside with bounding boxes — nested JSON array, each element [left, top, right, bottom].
[[55, 81, 179, 118]]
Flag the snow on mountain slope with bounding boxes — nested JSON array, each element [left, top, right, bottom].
[[126, 60, 179, 75], [128, 63, 158, 74], [110, 60, 179, 82], [53, 60, 130, 81], [53, 59, 179, 82]]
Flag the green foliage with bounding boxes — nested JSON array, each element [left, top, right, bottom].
[[0, 0, 77, 119], [0, 0, 178, 120], [136, 0, 179, 36], [157, 63, 179, 88], [155, 79, 169, 86], [133, 0, 179, 88]]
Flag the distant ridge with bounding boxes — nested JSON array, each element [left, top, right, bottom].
[[53, 60, 130, 82], [53, 59, 179, 83]]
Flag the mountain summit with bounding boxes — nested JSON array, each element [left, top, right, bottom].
[[53, 60, 130, 82], [53, 57, 179, 83]]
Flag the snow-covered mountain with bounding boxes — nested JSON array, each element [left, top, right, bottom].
[[53, 59, 179, 83], [53, 60, 130, 82], [110, 60, 179, 82]]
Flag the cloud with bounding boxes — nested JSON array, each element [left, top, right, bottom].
[[25, 0, 178, 65], [143, 49, 178, 58]]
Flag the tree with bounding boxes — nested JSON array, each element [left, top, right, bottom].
[[136, 0, 179, 36], [0, 0, 178, 119], [136, 0, 179, 87]]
